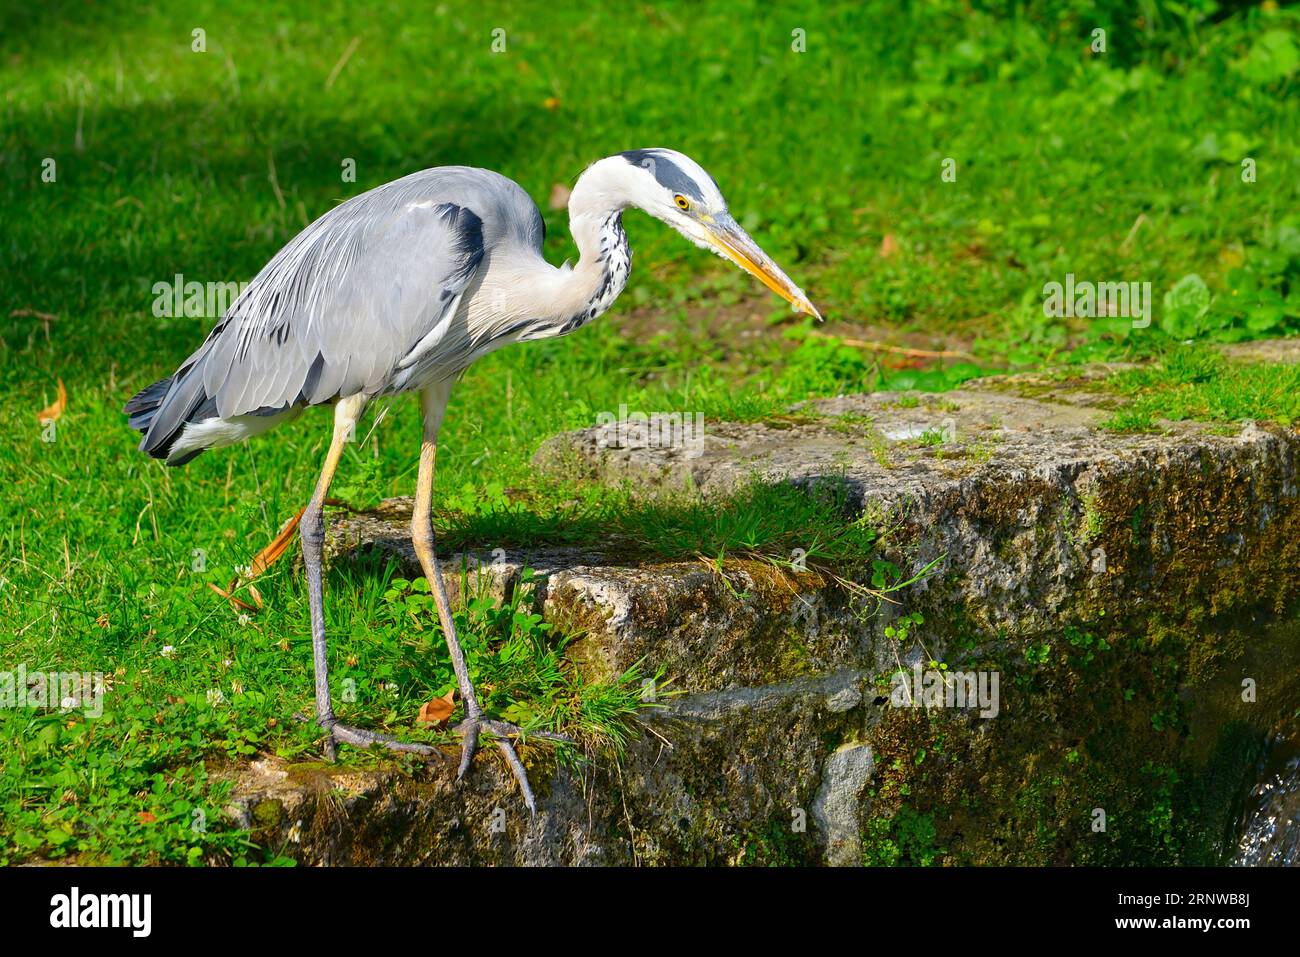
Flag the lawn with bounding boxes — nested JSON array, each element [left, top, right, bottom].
[[1, 0, 1298, 863]]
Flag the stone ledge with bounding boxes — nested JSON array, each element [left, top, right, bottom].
[[259, 350, 1300, 865], [226, 668, 874, 866], [328, 387, 1300, 695]]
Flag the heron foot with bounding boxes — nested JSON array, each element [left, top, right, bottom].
[[453, 716, 571, 815], [321, 719, 442, 763]]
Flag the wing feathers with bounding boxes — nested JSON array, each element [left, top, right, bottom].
[[132, 166, 539, 461]]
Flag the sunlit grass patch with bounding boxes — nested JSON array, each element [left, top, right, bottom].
[[1103, 345, 1300, 431], [616, 478, 878, 568]]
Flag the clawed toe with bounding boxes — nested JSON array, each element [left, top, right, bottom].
[[453, 717, 570, 815], [494, 738, 536, 813], [456, 719, 480, 779], [318, 716, 562, 817], [322, 720, 441, 758]]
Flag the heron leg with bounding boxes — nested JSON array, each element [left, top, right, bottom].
[[413, 386, 567, 813], [303, 396, 437, 761]]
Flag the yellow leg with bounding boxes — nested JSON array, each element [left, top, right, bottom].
[[306, 395, 436, 759], [303, 399, 359, 730], [413, 383, 567, 812]]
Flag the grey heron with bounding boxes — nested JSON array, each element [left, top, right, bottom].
[[125, 148, 820, 810]]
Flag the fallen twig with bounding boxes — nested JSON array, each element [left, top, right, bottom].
[[810, 329, 978, 362]]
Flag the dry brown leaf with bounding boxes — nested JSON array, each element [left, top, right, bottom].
[[217, 500, 349, 615], [547, 182, 572, 211], [415, 689, 457, 726], [248, 505, 307, 578], [137, 811, 157, 824], [207, 581, 257, 613], [879, 233, 899, 258], [37, 378, 67, 423]]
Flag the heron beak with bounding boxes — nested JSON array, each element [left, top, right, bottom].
[[703, 214, 821, 320]]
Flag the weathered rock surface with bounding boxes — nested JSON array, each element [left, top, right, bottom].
[[536, 383, 1300, 657], [231, 344, 1300, 866], [813, 742, 876, 866]]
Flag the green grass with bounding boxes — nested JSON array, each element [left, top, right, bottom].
[[862, 805, 945, 867], [618, 479, 880, 566], [376, 566, 656, 754], [2, 1, 1299, 864], [1103, 343, 1300, 430]]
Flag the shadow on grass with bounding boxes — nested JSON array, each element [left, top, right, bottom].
[[1, 90, 541, 376]]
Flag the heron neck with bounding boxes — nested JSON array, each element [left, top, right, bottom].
[[548, 203, 631, 333]]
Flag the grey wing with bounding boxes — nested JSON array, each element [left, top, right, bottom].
[[137, 188, 486, 458], [204, 199, 485, 416]]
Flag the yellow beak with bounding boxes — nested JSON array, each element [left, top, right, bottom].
[[704, 214, 821, 320]]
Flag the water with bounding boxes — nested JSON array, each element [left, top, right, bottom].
[[1231, 728, 1300, 866]]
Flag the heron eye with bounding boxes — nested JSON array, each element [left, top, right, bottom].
[[674, 194, 690, 211]]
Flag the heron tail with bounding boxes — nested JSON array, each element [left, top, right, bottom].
[[123, 372, 214, 466], [123, 376, 172, 432]]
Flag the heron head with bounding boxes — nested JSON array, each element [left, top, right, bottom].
[[617, 148, 821, 319]]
